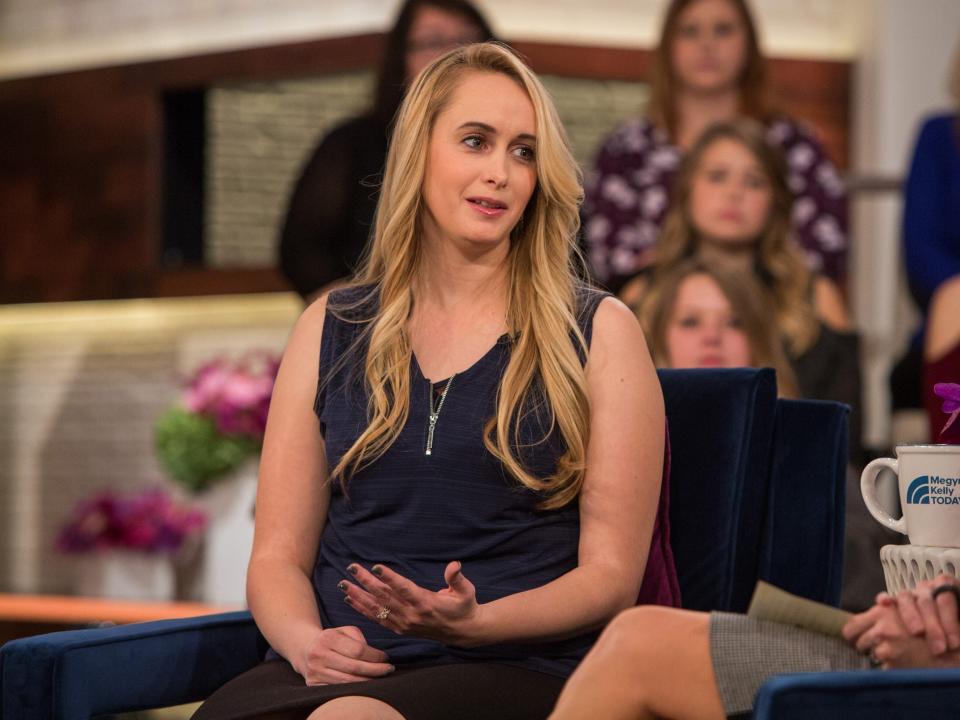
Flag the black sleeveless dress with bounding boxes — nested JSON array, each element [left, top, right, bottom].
[[193, 284, 678, 719]]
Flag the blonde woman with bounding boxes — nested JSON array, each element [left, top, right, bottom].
[[637, 259, 799, 398], [193, 43, 678, 720]]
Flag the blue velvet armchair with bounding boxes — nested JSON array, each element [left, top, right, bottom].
[[5, 368, 942, 718]]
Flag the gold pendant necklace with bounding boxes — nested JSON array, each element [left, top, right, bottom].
[[425, 373, 456, 456]]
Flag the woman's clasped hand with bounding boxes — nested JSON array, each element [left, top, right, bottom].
[[296, 625, 395, 685], [843, 574, 960, 669]]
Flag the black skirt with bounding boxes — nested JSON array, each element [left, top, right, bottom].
[[191, 659, 566, 720]]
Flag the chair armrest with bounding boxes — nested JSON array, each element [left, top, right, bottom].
[[753, 668, 960, 720], [1, 610, 263, 720]]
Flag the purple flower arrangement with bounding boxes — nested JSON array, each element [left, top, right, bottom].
[[56, 488, 206, 555], [935, 382, 960, 441], [155, 354, 280, 493]]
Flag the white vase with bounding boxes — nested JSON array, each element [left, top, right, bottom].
[[196, 459, 258, 605], [77, 550, 175, 601]]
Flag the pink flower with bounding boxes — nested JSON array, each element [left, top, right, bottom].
[[934, 383, 960, 440], [180, 355, 279, 441]]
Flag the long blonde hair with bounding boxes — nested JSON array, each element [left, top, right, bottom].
[[330, 43, 589, 509], [655, 119, 819, 355], [638, 259, 799, 397]]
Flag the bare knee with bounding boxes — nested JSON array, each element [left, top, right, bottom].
[[599, 606, 683, 656], [594, 606, 711, 683], [307, 696, 405, 720]]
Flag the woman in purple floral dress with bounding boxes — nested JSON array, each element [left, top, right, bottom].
[[584, 0, 848, 293]]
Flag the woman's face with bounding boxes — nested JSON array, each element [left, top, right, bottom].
[[405, 6, 484, 81], [421, 71, 537, 253], [665, 273, 752, 368], [670, 0, 748, 96], [689, 137, 772, 247]]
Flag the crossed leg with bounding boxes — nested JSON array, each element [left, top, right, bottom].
[[548, 606, 726, 720]]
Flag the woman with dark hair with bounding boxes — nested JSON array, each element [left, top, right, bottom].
[[583, 0, 848, 293], [278, 0, 495, 302]]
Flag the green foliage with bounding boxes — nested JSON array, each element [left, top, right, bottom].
[[154, 408, 258, 493]]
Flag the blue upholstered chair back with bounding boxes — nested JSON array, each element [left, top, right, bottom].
[[658, 367, 778, 612], [659, 368, 848, 611], [759, 398, 848, 606]]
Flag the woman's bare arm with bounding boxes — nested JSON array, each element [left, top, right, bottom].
[[247, 295, 392, 682]]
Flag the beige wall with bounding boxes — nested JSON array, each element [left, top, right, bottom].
[[0, 296, 300, 595]]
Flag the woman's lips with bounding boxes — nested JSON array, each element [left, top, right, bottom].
[[467, 197, 508, 217], [718, 210, 743, 222], [698, 355, 726, 367]]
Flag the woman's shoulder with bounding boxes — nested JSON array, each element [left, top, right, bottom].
[[919, 112, 958, 131], [575, 280, 611, 311], [811, 275, 850, 332], [576, 282, 640, 339], [915, 112, 959, 146], [325, 283, 380, 320]]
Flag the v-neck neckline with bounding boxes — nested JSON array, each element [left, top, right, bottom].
[[411, 333, 511, 385]]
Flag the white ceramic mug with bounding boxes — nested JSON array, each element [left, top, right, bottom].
[[861, 444, 960, 548]]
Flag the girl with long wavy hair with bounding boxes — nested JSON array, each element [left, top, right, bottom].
[[584, 0, 848, 293], [622, 120, 860, 451], [194, 43, 678, 720]]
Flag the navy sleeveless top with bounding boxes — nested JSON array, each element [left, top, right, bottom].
[[311, 284, 678, 678]]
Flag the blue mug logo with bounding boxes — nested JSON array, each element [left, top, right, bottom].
[[906, 475, 930, 505]]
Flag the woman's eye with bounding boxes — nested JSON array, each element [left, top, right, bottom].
[[513, 145, 536, 162], [705, 168, 727, 183], [714, 21, 737, 38], [678, 316, 701, 328], [677, 23, 700, 40], [463, 135, 484, 149], [745, 174, 769, 190]]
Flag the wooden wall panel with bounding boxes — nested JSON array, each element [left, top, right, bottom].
[[513, 41, 850, 167], [0, 34, 849, 303]]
